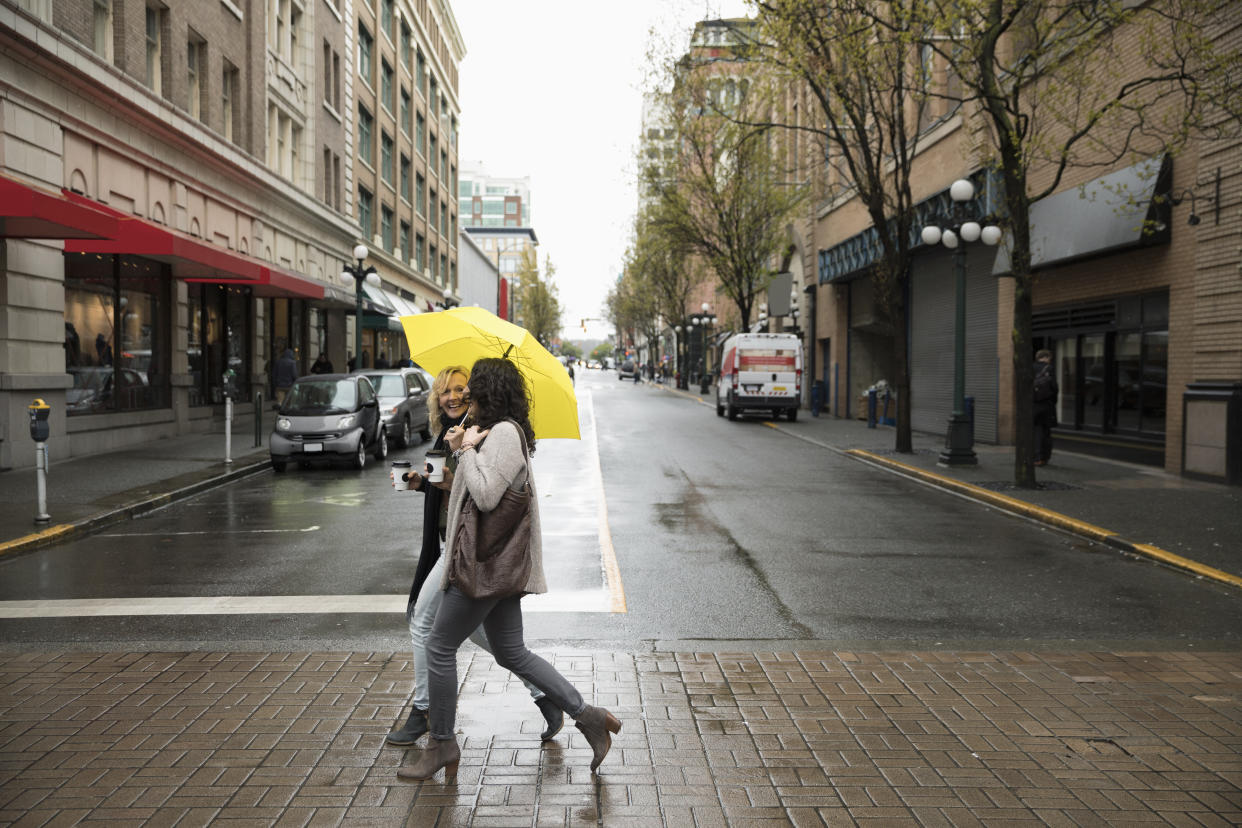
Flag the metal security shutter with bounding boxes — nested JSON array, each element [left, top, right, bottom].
[[910, 248, 1000, 442]]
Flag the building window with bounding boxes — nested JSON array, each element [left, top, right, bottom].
[[187, 35, 205, 122], [416, 111, 425, 156], [358, 186, 373, 236], [185, 284, 251, 406], [416, 48, 425, 96], [440, 150, 447, 183], [400, 154, 411, 203], [430, 244, 437, 280], [358, 105, 373, 166], [381, 131, 394, 184], [381, 59, 394, 113], [401, 22, 412, 71], [429, 74, 437, 110], [358, 22, 373, 83], [93, 0, 113, 62], [266, 107, 302, 182], [381, 0, 394, 40], [416, 172, 425, 216], [429, 134, 437, 176], [222, 62, 238, 142], [65, 254, 172, 414], [415, 233, 425, 271], [324, 147, 333, 207], [400, 221, 410, 262], [440, 202, 447, 237], [145, 5, 163, 92], [440, 254, 447, 286], [381, 204, 394, 253], [430, 191, 438, 234], [333, 152, 341, 210], [400, 88, 411, 135]]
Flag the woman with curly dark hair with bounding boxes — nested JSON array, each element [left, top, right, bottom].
[[398, 357, 622, 780]]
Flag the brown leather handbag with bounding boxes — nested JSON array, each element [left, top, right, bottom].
[[448, 422, 533, 600]]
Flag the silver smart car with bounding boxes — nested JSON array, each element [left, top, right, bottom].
[[269, 373, 387, 471]]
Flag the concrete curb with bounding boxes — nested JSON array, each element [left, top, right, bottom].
[[0, 458, 272, 560], [846, 449, 1242, 591]]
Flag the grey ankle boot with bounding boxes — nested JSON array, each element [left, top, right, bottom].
[[385, 706, 428, 746], [573, 705, 622, 772], [535, 697, 563, 741], [397, 736, 460, 780]]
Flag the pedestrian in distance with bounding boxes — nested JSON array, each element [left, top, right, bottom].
[[387, 365, 560, 750], [1034, 348, 1058, 466], [310, 353, 333, 374], [272, 348, 297, 404], [375, 353, 390, 369], [398, 358, 622, 780]]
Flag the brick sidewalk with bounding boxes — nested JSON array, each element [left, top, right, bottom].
[[1, 648, 1239, 826]]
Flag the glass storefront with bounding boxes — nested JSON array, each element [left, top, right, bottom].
[[188, 284, 252, 405], [64, 254, 170, 416], [1035, 291, 1168, 440]]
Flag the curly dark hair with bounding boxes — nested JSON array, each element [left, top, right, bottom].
[[468, 357, 536, 454]]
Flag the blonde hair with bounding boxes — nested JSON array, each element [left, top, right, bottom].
[[427, 365, 469, 434]]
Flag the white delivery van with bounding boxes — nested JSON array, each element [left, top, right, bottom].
[[716, 332, 803, 421]]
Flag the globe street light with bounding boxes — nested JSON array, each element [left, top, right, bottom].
[[691, 303, 718, 392], [341, 243, 380, 373], [435, 285, 458, 310], [921, 178, 1001, 466]]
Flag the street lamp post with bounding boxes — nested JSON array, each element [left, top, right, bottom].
[[674, 324, 684, 388], [435, 286, 458, 311], [341, 244, 380, 373], [921, 178, 1002, 466], [691, 302, 717, 393]]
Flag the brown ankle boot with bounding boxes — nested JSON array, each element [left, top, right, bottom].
[[396, 736, 460, 780], [573, 705, 622, 772]]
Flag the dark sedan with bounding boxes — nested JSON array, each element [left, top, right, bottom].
[[364, 367, 433, 448]]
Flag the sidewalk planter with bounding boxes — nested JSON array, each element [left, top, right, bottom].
[[1183, 382, 1242, 485]]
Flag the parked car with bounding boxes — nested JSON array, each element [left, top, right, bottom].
[[364, 367, 433, 448], [66, 366, 149, 414], [717, 332, 803, 421], [269, 374, 387, 471], [617, 360, 638, 380]]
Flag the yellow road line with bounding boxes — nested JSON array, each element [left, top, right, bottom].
[[845, 449, 1241, 590], [0, 524, 75, 557]]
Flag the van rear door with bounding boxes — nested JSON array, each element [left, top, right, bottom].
[[737, 346, 798, 401]]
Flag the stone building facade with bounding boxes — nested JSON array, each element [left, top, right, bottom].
[[0, 0, 463, 469]]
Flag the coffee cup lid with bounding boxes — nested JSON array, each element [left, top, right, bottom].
[[392, 460, 411, 466]]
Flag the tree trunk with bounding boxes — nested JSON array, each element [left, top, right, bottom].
[[1007, 197, 1037, 488]]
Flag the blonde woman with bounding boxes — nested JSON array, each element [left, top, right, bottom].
[[387, 366, 560, 746]]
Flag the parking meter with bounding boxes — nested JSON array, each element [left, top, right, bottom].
[[28, 399, 50, 442], [221, 368, 238, 400], [28, 399, 51, 524]]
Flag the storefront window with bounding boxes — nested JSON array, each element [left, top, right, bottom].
[[189, 284, 252, 405], [64, 254, 170, 415]]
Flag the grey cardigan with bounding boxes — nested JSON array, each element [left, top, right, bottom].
[[440, 419, 547, 594]]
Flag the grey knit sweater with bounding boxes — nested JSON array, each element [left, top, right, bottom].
[[439, 419, 546, 594]]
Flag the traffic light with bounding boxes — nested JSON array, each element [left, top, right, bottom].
[[581, 318, 587, 332]]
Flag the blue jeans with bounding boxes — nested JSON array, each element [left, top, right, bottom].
[[408, 552, 543, 709], [427, 585, 586, 741]]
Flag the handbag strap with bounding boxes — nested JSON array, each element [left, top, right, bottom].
[[505, 418, 532, 492]]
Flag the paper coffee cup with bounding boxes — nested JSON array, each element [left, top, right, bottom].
[[425, 450, 447, 482], [391, 460, 412, 490]]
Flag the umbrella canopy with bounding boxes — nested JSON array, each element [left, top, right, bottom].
[[400, 307, 579, 439]]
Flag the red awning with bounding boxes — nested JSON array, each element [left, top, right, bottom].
[[0, 175, 119, 239], [62, 193, 323, 300]]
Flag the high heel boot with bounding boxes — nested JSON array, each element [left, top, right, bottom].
[[396, 736, 460, 780], [385, 706, 428, 746], [535, 697, 563, 741], [573, 705, 622, 772]]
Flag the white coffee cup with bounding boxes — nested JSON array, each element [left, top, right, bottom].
[[391, 460, 412, 490], [425, 450, 447, 483]]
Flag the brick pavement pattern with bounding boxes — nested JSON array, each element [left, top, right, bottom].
[[0, 649, 1239, 826]]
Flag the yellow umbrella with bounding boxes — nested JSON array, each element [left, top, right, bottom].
[[400, 307, 579, 440]]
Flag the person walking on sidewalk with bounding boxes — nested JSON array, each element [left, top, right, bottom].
[[273, 348, 297, 405], [398, 358, 622, 781], [388, 365, 561, 749], [1034, 349, 1058, 466]]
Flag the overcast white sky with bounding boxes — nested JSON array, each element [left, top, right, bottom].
[[453, 0, 752, 342]]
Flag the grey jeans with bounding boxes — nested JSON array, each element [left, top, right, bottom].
[[427, 585, 586, 740], [408, 553, 543, 710]]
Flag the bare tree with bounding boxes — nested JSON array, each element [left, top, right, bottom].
[[513, 248, 563, 346]]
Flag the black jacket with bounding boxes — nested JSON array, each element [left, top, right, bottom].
[[408, 424, 451, 606]]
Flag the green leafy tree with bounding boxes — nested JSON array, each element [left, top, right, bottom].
[[559, 342, 583, 360], [645, 46, 810, 330], [920, 0, 1241, 485], [749, 0, 940, 453], [514, 248, 563, 346], [590, 342, 614, 362]]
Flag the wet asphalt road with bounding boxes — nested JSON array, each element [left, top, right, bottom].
[[0, 369, 1239, 651]]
